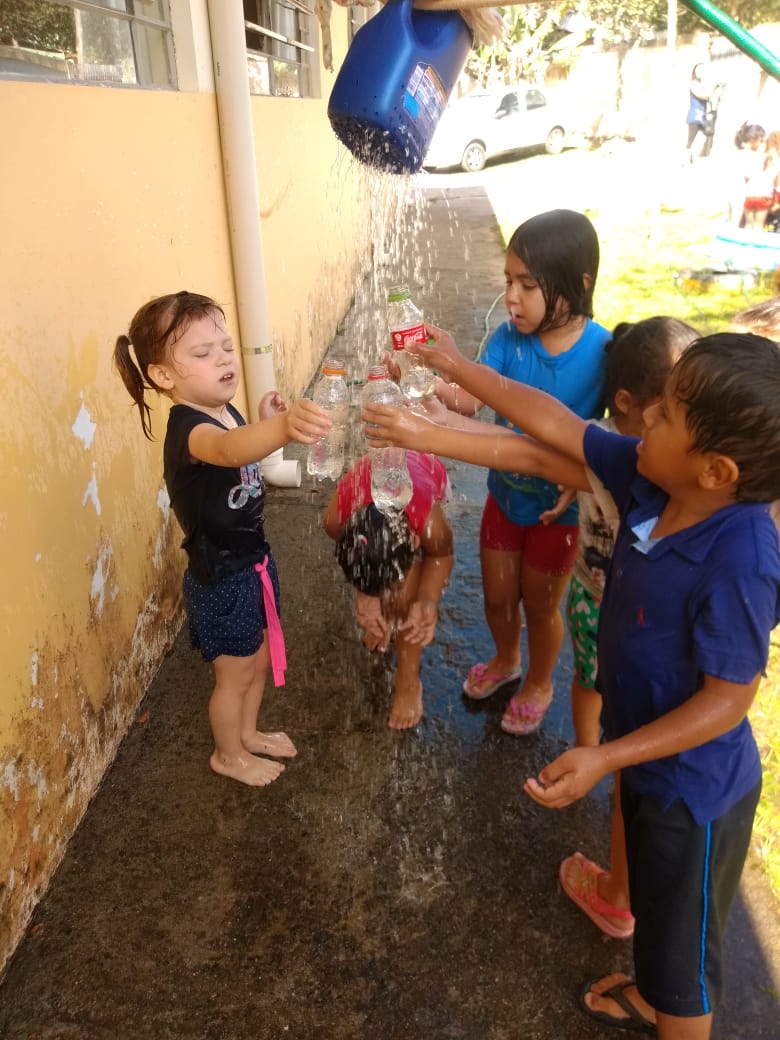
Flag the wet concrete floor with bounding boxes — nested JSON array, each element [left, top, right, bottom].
[[0, 180, 778, 1040]]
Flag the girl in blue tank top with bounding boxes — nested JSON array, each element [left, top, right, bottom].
[[435, 209, 608, 734]]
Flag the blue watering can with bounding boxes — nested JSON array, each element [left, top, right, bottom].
[[328, 0, 473, 174]]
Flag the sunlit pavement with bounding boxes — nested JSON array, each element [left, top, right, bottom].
[[0, 155, 776, 1039]]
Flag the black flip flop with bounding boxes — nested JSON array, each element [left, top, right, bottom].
[[579, 977, 658, 1035]]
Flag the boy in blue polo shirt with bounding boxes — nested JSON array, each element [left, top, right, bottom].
[[381, 328, 780, 1040]]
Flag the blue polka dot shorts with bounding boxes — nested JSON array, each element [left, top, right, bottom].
[[183, 555, 281, 663]]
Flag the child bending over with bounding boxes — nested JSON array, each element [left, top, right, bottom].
[[322, 450, 453, 730]]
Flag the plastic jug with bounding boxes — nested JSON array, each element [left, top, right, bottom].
[[327, 0, 473, 175]]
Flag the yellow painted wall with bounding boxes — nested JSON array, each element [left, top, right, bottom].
[[255, 95, 372, 395], [0, 10, 371, 971], [253, 50, 372, 396]]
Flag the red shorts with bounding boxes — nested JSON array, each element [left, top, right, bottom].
[[479, 493, 579, 576]]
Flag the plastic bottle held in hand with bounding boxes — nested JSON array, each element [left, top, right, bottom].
[[360, 364, 413, 512], [307, 356, 349, 480], [386, 285, 433, 401]]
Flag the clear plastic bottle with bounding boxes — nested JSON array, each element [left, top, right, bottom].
[[386, 285, 434, 401], [307, 356, 350, 481], [360, 364, 413, 512]]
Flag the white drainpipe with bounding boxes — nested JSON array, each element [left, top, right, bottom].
[[206, 0, 301, 487]]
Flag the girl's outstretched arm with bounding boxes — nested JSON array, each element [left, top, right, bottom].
[[188, 398, 330, 468], [362, 403, 590, 491], [414, 324, 589, 464]]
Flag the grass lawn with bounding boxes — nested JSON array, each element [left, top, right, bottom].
[[494, 166, 780, 905]]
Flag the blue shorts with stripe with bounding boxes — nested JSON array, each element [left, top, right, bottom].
[[623, 778, 761, 1018]]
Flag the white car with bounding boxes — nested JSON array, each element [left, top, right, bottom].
[[423, 83, 568, 173]]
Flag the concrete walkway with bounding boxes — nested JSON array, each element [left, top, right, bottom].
[[0, 176, 777, 1040]]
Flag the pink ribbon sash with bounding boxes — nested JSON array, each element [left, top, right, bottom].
[[254, 559, 287, 687]]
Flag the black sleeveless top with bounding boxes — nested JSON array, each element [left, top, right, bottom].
[[163, 403, 270, 584]]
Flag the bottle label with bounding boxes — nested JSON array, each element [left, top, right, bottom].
[[391, 323, 426, 350]]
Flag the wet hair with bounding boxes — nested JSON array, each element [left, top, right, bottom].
[[113, 290, 224, 439], [734, 122, 766, 148], [604, 317, 699, 412], [507, 209, 599, 334], [671, 332, 780, 502], [335, 505, 415, 595], [731, 296, 780, 340]]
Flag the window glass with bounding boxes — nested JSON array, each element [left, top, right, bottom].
[[244, 0, 314, 98], [0, 0, 174, 86], [525, 89, 547, 111]]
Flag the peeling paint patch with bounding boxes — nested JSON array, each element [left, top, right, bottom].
[[72, 401, 97, 449], [82, 463, 101, 515], [157, 485, 170, 520], [90, 541, 113, 617], [26, 763, 48, 800], [2, 762, 20, 800], [31, 650, 38, 687], [31, 697, 44, 710]]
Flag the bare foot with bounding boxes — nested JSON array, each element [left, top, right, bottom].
[[582, 974, 656, 1029], [388, 678, 423, 730], [209, 750, 285, 787], [242, 730, 297, 758]]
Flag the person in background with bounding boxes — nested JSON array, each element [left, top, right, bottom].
[[322, 450, 453, 730], [114, 291, 330, 787], [729, 122, 768, 226], [761, 130, 780, 231], [686, 62, 721, 161], [433, 209, 608, 736]]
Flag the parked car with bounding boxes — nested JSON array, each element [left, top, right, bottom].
[[423, 83, 568, 173]]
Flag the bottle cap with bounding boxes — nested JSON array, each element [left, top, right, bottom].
[[387, 285, 411, 302], [322, 355, 346, 375], [366, 364, 389, 380]]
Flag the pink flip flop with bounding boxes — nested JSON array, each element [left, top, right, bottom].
[[499, 696, 549, 735], [559, 852, 635, 939], [462, 662, 522, 700]]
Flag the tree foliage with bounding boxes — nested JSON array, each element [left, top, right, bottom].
[[465, 1, 780, 88], [0, 0, 74, 52]]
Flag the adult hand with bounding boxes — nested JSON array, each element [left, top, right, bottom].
[[284, 398, 332, 443], [523, 745, 609, 809]]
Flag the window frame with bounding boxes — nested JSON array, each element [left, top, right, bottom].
[[243, 0, 317, 99], [0, 0, 176, 88]]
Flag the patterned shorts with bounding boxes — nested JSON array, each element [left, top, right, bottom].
[[183, 556, 281, 663], [566, 574, 601, 689]]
